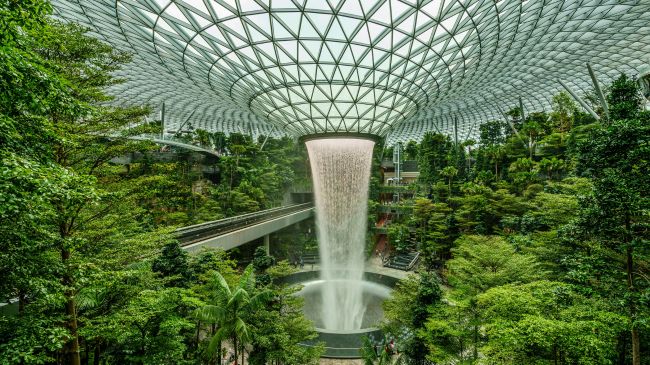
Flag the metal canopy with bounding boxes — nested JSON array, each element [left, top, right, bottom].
[[51, 0, 650, 142]]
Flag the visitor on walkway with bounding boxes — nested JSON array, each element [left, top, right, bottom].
[[299, 255, 304, 269]]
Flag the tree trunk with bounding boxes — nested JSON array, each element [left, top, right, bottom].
[[632, 328, 640, 365], [473, 323, 479, 361], [94, 343, 101, 365], [195, 321, 201, 351], [617, 332, 627, 365], [62, 248, 81, 365], [82, 340, 89, 365], [217, 340, 221, 365], [233, 337, 238, 365], [229, 162, 235, 192], [18, 291, 26, 313], [625, 212, 640, 365], [628, 245, 640, 365]]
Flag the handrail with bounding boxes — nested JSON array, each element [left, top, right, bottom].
[[176, 203, 313, 246], [407, 252, 420, 270]]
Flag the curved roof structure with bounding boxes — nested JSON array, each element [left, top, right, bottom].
[[52, 0, 650, 142]]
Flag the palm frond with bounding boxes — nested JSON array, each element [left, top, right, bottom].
[[238, 265, 255, 291], [234, 317, 250, 342], [207, 326, 229, 355], [76, 288, 105, 310], [212, 271, 232, 297], [198, 304, 226, 322], [229, 287, 248, 307]]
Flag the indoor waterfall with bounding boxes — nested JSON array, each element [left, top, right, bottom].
[[305, 137, 375, 330]]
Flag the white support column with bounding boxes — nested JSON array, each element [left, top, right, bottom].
[[263, 234, 270, 255]]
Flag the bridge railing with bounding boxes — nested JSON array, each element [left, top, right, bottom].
[[176, 203, 314, 246]]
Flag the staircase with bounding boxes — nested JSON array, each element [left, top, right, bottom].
[[384, 251, 420, 271]]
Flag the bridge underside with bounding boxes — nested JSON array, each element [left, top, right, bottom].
[[182, 208, 313, 253]]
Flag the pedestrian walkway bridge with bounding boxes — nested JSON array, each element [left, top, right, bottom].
[[177, 203, 314, 252]]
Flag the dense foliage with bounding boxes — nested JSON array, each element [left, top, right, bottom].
[[380, 78, 649, 364], [0, 3, 319, 364]]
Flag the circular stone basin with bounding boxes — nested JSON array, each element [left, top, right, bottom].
[[297, 279, 391, 329], [280, 271, 400, 358]]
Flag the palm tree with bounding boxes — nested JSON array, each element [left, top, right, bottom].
[[199, 266, 266, 365]]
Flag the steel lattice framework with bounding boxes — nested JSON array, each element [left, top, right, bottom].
[[51, 0, 650, 142]]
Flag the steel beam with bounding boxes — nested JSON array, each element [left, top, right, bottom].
[[558, 79, 601, 120], [587, 63, 610, 120]]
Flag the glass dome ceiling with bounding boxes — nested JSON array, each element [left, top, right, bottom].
[[52, 0, 650, 142]]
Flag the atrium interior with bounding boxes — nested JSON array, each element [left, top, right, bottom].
[[2, 1, 650, 364]]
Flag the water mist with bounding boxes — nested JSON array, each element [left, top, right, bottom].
[[305, 137, 375, 330]]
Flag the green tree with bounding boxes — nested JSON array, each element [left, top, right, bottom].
[[550, 92, 578, 132], [412, 198, 435, 244], [199, 266, 266, 365], [606, 74, 644, 121], [507, 157, 538, 193], [478, 281, 624, 364], [448, 235, 542, 293], [418, 132, 453, 185], [387, 224, 412, 253], [251, 246, 275, 286], [404, 140, 418, 160], [413, 200, 454, 266], [479, 120, 507, 147], [572, 116, 649, 365], [440, 166, 458, 195], [101, 286, 198, 365], [485, 144, 506, 180], [383, 273, 442, 364], [152, 241, 192, 287], [31, 21, 154, 364], [520, 112, 548, 159], [538, 157, 565, 180], [247, 284, 322, 365]]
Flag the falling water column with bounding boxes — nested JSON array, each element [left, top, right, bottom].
[[305, 137, 375, 330]]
